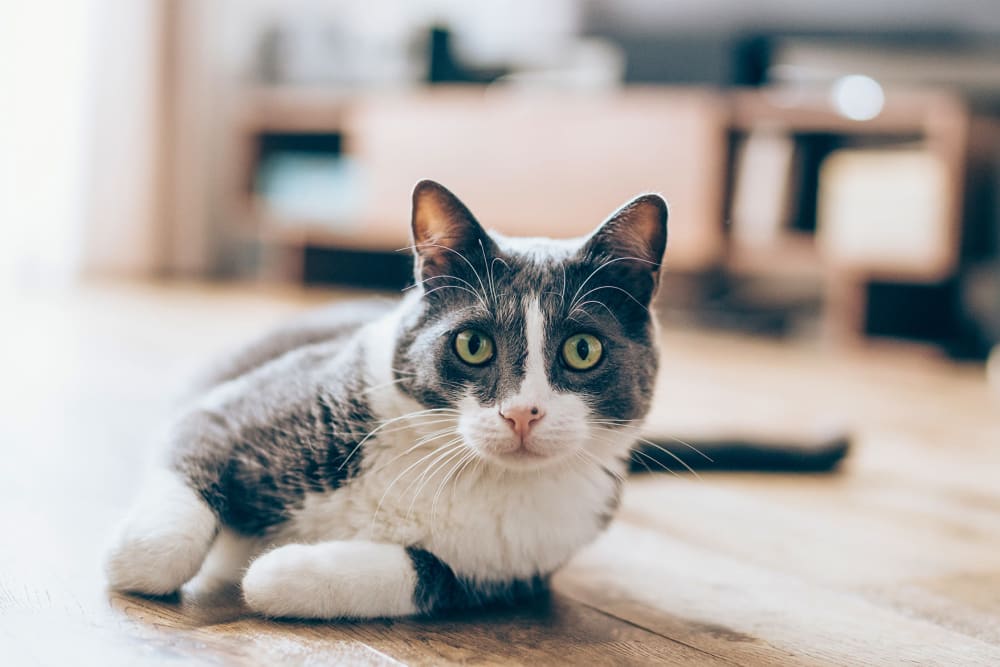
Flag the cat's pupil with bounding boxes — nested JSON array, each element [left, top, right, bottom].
[[468, 334, 481, 355], [576, 338, 589, 359]]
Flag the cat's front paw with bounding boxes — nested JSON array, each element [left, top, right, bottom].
[[241, 544, 316, 617], [104, 471, 219, 595], [242, 541, 419, 619], [104, 521, 213, 596]]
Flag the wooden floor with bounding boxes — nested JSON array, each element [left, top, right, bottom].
[[2, 282, 999, 666]]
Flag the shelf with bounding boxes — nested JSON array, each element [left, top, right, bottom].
[[729, 87, 965, 135], [232, 86, 731, 273], [727, 233, 823, 279]]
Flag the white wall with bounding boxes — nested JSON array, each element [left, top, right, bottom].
[[81, 0, 166, 277], [0, 0, 169, 286], [0, 0, 99, 288]]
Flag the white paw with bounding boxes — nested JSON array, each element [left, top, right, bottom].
[[242, 541, 418, 619], [105, 531, 201, 595], [241, 544, 318, 617], [104, 471, 218, 595]]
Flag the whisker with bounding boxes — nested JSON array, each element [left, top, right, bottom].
[[393, 418, 461, 436], [574, 449, 627, 483], [405, 444, 469, 519], [480, 239, 497, 304], [632, 436, 703, 480], [561, 263, 567, 306], [416, 242, 490, 308], [422, 284, 490, 308], [589, 421, 714, 466], [588, 425, 636, 436], [585, 418, 642, 426], [369, 428, 460, 474], [625, 449, 654, 475], [408, 273, 487, 304], [344, 418, 458, 447], [338, 408, 459, 471], [429, 449, 477, 524], [587, 426, 701, 479], [370, 440, 464, 527], [662, 435, 714, 463], [573, 284, 650, 314], [402, 440, 465, 499], [376, 407, 460, 422], [359, 376, 410, 396], [490, 256, 510, 305], [439, 452, 477, 518], [569, 299, 621, 325], [568, 255, 658, 313], [631, 448, 683, 480]]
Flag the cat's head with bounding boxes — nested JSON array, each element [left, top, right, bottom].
[[394, 180, 667, 471]]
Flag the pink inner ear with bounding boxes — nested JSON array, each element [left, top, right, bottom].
[[412, 211, 473, 278], [411, 181, 482, 249], [410, 181, 497, 285], [592, 194, 668, 267], [412, 195, 451, 247], [631, 201, 667, 249]]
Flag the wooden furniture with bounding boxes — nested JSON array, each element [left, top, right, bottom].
[[225, 85, 975, 344], [726, 88, 970, 343], [229, 86, 730, 278]]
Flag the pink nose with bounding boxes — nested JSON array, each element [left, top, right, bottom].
[[499, 404, 545, 439]]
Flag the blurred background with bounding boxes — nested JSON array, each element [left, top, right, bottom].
[[5, 4, 1000, 661], [4, 0, 1000, 361]]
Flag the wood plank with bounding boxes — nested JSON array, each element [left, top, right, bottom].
[[556, 521, 1000, 666], [618, 473, 1000, 587], [101, 588, 722, 666]]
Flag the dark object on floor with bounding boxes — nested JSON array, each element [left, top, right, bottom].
[[630, 433, 851, 474]]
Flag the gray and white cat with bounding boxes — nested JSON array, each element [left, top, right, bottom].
[[105, 180, 669, 618]]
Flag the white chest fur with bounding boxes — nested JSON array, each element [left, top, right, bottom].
[[278, 432, 622, 581]]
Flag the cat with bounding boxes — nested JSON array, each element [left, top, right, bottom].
[[104, 179, 668, 618], [104, 179, 845, 619]]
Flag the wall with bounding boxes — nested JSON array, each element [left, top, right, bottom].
[[588, 0, 1000, 32]]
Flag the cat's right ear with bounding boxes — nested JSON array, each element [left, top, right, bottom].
[[410, 180, 494, 284], [578, 193, 669, 304]]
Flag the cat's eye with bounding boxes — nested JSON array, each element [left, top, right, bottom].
[[562, 333, 603, 371], [454, 329, 495, 366]]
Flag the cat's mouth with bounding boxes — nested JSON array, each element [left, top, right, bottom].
[[475, 438, 569, 470]]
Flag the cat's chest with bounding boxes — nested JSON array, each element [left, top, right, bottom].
[[420, 465, 618, 580], [280, 440, 620, 580]]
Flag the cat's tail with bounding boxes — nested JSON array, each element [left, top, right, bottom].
[[629, 432, 850, 474]]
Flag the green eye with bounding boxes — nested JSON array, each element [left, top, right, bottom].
[[454, 329, 495, 365], [562, 333, 603, 371]]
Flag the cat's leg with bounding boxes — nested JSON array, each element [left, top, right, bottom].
[[104, 469, 218, 595], [189, 528, 261, 592], [241, 541, 425, 619]]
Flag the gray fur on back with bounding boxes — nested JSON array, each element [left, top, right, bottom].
[[191, 299, 396, 393], [170, 299, 398, 535]]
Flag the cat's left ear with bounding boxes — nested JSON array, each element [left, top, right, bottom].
[[580, 193, 669, 302], [410, 180, 496, 285]]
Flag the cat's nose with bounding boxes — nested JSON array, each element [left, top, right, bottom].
[[499, 405, 545, 439]]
